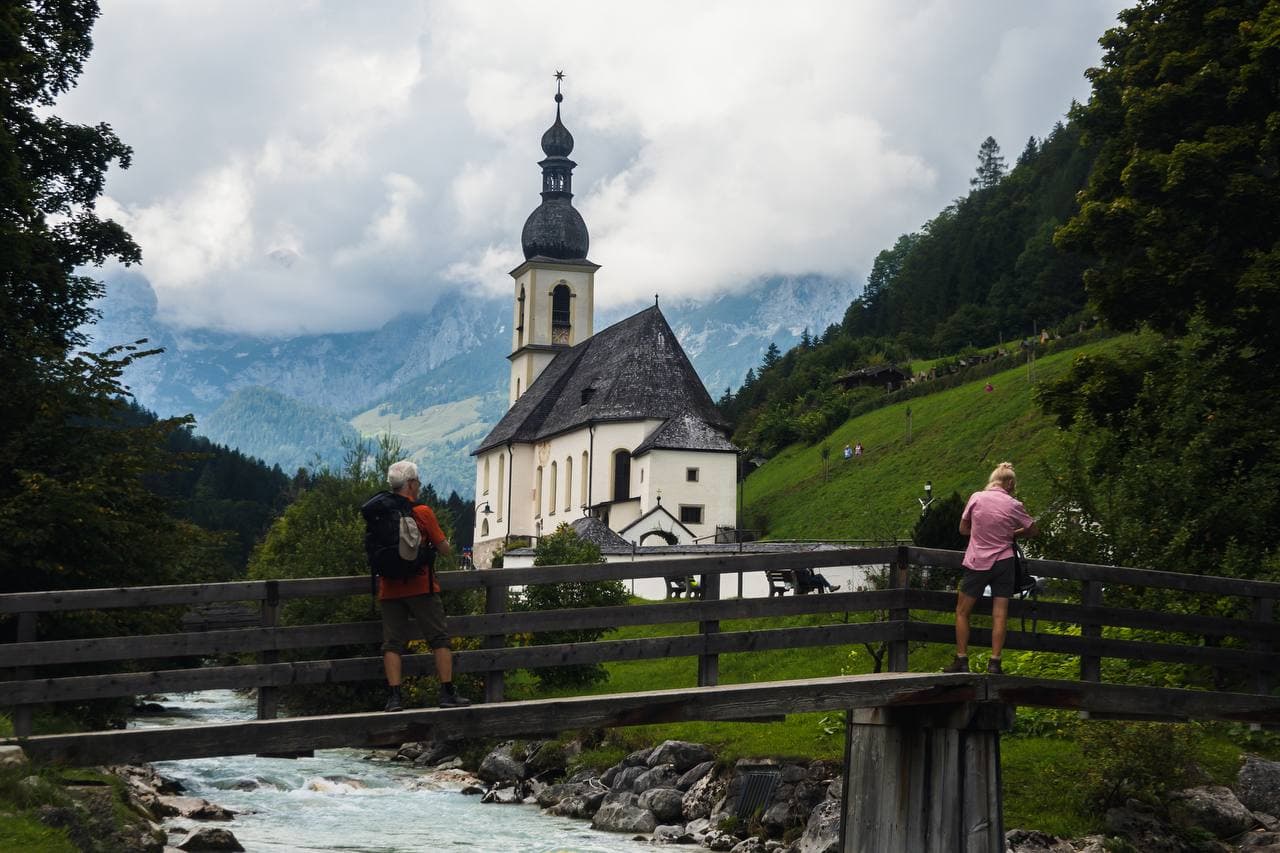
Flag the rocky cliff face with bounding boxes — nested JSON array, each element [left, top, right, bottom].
[[86, 273, 856, 495]]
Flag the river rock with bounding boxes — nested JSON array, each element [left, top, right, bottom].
[[682, 769, 727, 822], [591, 792, 657, 834], [728, 838, 768, 853], [703, 830, 739, 851], [633, 764, 679, 794], [1236, 829, 1280, 850], [611, 765, 647, 793], [760, 799, 795, 835], [481, 784, 524, 804], [478, 741, 527, 783], [648, 740, 714, 772], [0, 745, 27, 766], [637, 786, 684, 823], [155, 796, 235, 821], [1240, 756, 1280, 817], [623, 747, 654, 767], [825, 778, 842, 802], [1004, 829, 1075, 852], [676, 759, 714, 791], [546, 788, 609, 819], [653, 823, 695, 844], [1167, 785, 1256, 839], [1105, 801, 1185, 853], [790, 798, 840, 853], [178, 827, 245, 851]]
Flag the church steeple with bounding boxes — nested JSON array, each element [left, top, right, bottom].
[[521, 72, 590, 261], [507, 73, 599, 409]]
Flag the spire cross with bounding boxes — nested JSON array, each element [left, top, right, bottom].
[[554, 70, 565, 95]]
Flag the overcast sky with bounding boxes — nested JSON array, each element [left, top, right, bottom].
[[57, 1, 1127, 336]]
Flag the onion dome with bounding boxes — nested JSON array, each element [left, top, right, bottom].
[[521, 77, 590, 261]]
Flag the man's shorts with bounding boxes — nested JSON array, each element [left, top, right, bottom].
[[959, 556, 1016, 599], [380, 593, 450, 653]]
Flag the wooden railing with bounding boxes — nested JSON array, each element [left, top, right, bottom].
[[2, 546, 1277, 737]]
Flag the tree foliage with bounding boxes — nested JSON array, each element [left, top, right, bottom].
[[512, 523, 629, 690], [1036, 0, 1280, 593], [0, 1, 230, 617], [970, 136, 1007, 189]]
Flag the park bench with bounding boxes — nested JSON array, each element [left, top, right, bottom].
[[765, 570, 792, 597]]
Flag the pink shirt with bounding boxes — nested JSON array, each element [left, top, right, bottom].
[[961, 487, 1034, 570]]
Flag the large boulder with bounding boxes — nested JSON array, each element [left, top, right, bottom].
[[540, 781, 609, 819], [790, 799, 841, 853], [591, 792, 657, 834], [727, 838, 768, 853], [178, 828, 245, 852], [1240, 756, 1280, 817], [653, 824, 696, 845], [648, 740, 714, 773], [477, 742, 527, 784], [633, 764, 680, 794], [677, 760, 715, 791], [1104, 801, 1184, 853], [0, 745, 27, 767], [623, 747, 654, 767], [1167, 785, 1256, 839], [637, 787, 685, 823], [682, 770, 728, 822]]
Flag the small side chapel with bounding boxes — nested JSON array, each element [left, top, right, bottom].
[[470, 80, 739, 569]]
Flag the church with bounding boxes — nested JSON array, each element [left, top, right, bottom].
[[470, 83, 739, 569]]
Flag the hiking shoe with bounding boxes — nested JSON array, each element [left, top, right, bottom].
[[384, 688, 404, 713], [986, 658, 1003, 675], [941, 655, 970, 674], [439, 690, 471, 709]]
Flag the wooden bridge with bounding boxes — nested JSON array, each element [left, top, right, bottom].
[[3, 546, 1279, 852]]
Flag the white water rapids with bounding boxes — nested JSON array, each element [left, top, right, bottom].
[[133, 690, 655, 852]]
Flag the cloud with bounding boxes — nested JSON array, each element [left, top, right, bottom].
[[59, 0, 1125, 335]]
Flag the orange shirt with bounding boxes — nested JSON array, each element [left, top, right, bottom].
[[378, 503, 448, 600]]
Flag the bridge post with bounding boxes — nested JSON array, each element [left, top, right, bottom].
[[256, 581, 280, 720], [887, 547, 910, 672], [841, 701, 1013, 853], [1080, 581, 1103, 685], [10, 612, 35, 737], [698, 572, 721, 687], [1255, 597, 1275, 700], [483, 582, 507, 703]]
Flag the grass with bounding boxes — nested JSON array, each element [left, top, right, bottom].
[[743, 334, 1147, 541]]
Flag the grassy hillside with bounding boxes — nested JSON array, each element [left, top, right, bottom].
[[742, 334, 1146, 541]]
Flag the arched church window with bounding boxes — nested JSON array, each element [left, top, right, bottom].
[[551, 283, 571, 345], [612, 449, 631, 502], [549, 461, 558, 515], [480, 519, 489, 538], [483, 457, 490, 495], [535, 465, 543, 517], [497, 455, 505, 521], [565, 456, 573, 512], [581, 451, 589, 508]]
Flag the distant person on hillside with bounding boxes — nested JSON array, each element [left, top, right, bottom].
[[943, 461, 1040, 675], [854, 442, 864, 458], [843, 444, 853, 461], [985, 382, 994, 393], [368, 460, 471, 711]]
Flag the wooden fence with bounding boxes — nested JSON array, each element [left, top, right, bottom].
[[2, 546, 1277, 738]]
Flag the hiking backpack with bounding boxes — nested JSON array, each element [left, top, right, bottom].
[[360, 491, 435, 591]]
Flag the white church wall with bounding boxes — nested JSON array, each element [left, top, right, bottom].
[[643, 449, 737, 541], [590, 419, 664, 508]]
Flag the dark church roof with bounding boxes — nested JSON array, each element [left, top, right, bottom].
[[473, 306, 731, 455], [633, 411, 737, 456]]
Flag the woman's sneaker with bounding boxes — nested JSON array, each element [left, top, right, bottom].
[[941, 655, 970, 673]]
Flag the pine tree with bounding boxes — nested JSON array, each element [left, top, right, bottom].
[[970, 136, 1006, 189], [762, 342, 782, 370]]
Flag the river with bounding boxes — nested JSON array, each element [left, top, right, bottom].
[[134, 691, 655, 852]]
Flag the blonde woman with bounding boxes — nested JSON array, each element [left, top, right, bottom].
[[943, 462, 1039, 675]]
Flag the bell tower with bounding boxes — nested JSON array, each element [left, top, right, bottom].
[[507, 71, 599, 408]]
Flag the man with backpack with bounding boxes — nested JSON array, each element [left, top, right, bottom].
[[364, 460, 471, 712]]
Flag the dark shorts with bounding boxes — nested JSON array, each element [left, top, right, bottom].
[[960, 556, 1016, 599], [381, 593, 450, 653]]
